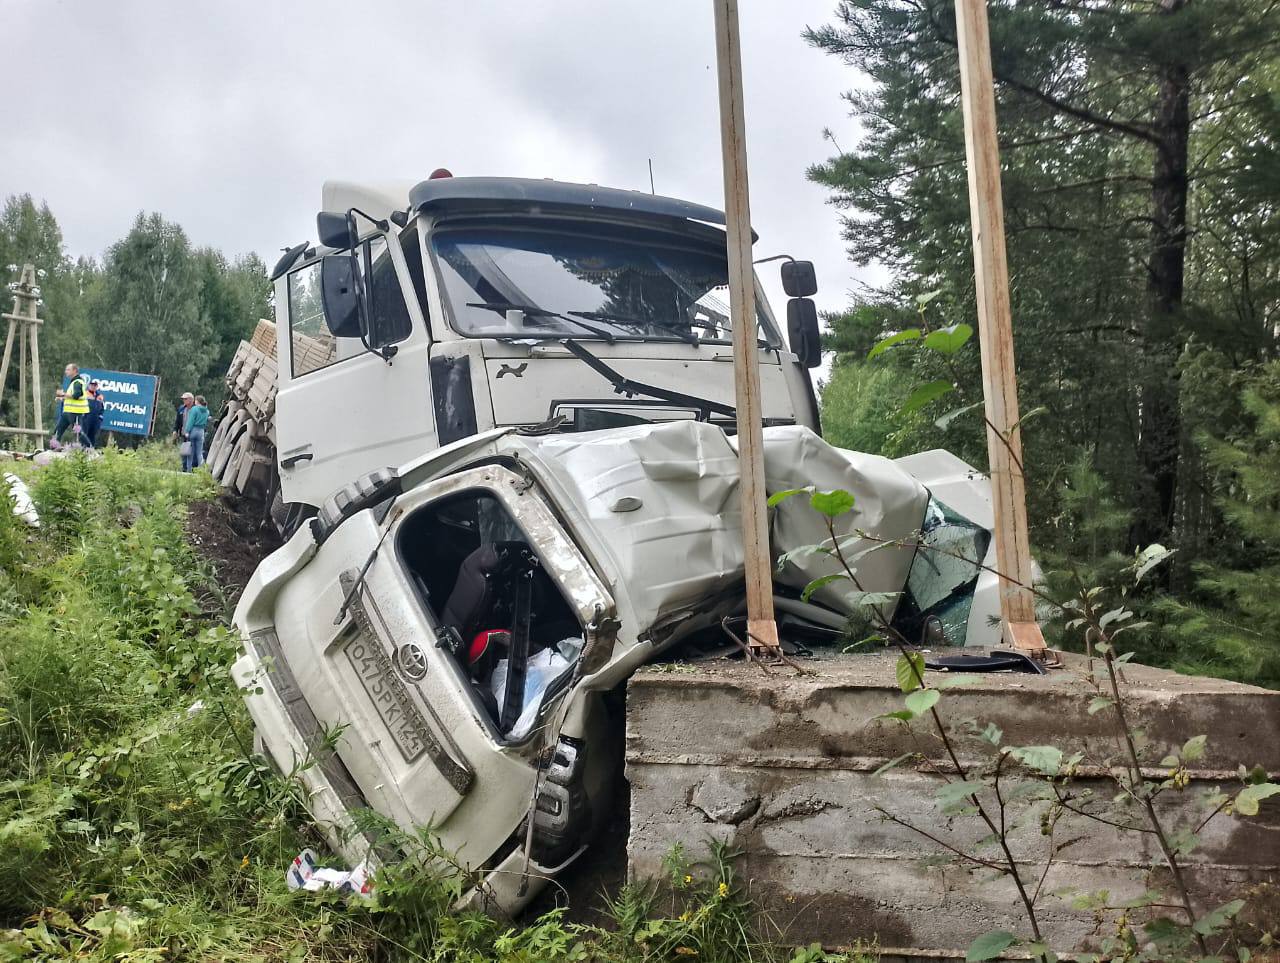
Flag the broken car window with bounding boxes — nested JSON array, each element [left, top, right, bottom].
[[891, 497, 992, 646], [398, 490, 583, 740]]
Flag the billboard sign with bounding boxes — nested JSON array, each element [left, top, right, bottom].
[[62, 368, 161, 436]]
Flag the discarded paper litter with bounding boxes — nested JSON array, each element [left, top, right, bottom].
[[286, 848, 373, 899]]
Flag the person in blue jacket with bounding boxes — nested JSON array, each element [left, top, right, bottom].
[[81, 382, 105, 448], [182, 394, 209, 471]]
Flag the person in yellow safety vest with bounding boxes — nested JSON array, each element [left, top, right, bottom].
[[50, 363, 90, 447]]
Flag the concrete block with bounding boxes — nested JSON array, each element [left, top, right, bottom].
[[625, 653, 1280, 957]]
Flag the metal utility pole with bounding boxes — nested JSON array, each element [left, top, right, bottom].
[[0, 263, 47, 449], [713, 0, 780, 656], [954, 0, 1046, 657]]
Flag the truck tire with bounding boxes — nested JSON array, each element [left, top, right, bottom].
[[216, 325, 284, 530], [210, 411, 249, 482]]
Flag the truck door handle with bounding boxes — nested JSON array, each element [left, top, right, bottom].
[[281, 451, 314, 469]]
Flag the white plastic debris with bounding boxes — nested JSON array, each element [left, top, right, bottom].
[[286, 848, 373, 898], [4, 473, 39, 528], [489, 637, 583, 740]]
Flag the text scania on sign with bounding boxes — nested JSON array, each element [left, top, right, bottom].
[[61, 368, 161, 437], [94, 379, 141, 395]]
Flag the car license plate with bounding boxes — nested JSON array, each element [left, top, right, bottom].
[[343, 632, 431, 762]]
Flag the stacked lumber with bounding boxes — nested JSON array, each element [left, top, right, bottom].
[[249, 319, 277, 357], [289, 330, 336, 374]]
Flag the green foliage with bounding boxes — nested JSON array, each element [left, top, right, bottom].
[[809, 0, 1280, 621], [966, 930, 1016, 962], [818, 360, 909, 456], [89, 213, 209, 407], [1, 195, 267, 434], [0, 195, 94, 427], [195, 248, 271, 411], [1143, 360, 1280, 687], [779, 481, 1276, 962]]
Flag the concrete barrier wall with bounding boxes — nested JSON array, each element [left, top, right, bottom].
[[625, 653, 1280, 957]]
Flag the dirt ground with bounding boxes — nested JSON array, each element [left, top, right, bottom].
[[186, 493, 282, 612]]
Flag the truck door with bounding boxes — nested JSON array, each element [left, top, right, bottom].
[[274, 230, 436, 509]]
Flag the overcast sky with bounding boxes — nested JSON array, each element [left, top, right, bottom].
[[6, 1, 875, 341]]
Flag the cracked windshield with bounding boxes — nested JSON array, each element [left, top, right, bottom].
[[433, 225, 776, 344]]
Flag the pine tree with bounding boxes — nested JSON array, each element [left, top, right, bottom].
[[1152, 361, 1280, 686], [807, 0, 1280, 548]]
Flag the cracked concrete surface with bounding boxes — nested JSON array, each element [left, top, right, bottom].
[[625, 651, 1280, 956]]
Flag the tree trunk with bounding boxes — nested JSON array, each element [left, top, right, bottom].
[[1134, 0, 1191, 548]]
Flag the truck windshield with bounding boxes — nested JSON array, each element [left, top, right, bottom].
[[432, 225, 777, 344]]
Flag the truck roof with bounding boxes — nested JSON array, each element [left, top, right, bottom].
[[320, 177, 732, 229], [407, 176, 730, 228]]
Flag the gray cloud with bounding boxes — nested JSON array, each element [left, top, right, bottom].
[[6, 1, 873, 331]]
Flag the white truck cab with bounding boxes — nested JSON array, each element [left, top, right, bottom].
[[269, 176, 823, 514]]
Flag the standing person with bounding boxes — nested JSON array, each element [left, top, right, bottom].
[[171, 395, 188, 442], [183, 394, 209, 471], [81, 382, 105, 448], [49, 363, 89, 447], [176, 392, 194, 468]]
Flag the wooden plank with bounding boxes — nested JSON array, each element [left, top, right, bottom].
[[0, 318, 17, 411], [953, 0, 1046, 655], [713, 0, 779, 655], [18, 316, 26, 432], [28, 317, 42, 436]]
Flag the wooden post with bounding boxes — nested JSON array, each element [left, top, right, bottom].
[[1, 264, 48, 450], [18, 312, 27, 433], [713, 0, 780, 655], [28, 312, 43, 436], [0, 318, 15, 410], [954, 0, 1046, 656]]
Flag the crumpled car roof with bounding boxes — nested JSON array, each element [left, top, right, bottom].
[[497, 421, 929, 633]]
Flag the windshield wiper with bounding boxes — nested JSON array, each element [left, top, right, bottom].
[[567, 310, 699, 345], [466, 301, 616, 344], [558, 338, 736, 420]]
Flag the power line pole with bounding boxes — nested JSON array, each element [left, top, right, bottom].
[[713, 0, 780, 657], [954, 0, 1046, 657], [0, 263, 48, 449]]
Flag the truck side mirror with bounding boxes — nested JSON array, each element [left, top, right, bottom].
[[317, 211, 353, 250], [781, 260, 818, 298], [787, 298, 822, 369], [319, 254, 365, 338]]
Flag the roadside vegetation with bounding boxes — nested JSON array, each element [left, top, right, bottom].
[[0, 448, 873, 962]]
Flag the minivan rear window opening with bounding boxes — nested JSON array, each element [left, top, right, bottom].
[[432, 224, 777, 344], [398, 490, 582, 741]]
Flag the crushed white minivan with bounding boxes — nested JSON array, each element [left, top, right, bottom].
[[232, 420, 1001, 912]]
